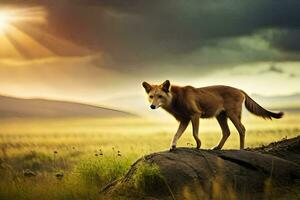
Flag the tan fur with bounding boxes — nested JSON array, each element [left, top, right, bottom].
[[143, 80, 284, 150]]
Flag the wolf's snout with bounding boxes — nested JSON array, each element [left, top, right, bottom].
[[150, 105, 156, 109]]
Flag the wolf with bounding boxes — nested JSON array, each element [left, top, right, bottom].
[[142, 80, 283, 151]]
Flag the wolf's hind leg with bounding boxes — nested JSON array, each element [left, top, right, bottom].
[[191, 114, 201, 149], [214, 111, 230, 150], [228, 111, 246, 149]]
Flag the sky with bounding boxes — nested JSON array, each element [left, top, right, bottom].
[[0, 0, 299, 114]]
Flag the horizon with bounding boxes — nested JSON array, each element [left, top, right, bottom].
[[0, 87, 299, 119], [1, 86, 300, 104]]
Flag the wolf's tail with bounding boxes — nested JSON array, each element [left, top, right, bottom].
[[242, 92, 284, 119]]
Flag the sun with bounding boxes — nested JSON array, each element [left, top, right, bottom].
[[0, 6, 52, 59], [0, 7, 47, 34], [0, 6, 90, 59], [0, 10, 14, 33]]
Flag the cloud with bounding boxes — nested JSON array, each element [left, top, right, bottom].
[[1, 0, 300, 76], [266, 29, 300, 52]]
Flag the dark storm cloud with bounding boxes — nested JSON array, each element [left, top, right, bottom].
[[2, 0, 300, 74], [267, 29, 300, 52]]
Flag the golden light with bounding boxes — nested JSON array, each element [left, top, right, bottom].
[[0, 7, 50, 59], [0, 6, 90, 60], [0, 7, 46, 34], [0, 10, 14, 33]]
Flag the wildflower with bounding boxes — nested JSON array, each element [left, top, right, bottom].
[[55, 172, 64, 180], [117, 150, 122, 157]]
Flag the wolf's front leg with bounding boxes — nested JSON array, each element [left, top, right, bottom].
[[170, 121, 189, 151]]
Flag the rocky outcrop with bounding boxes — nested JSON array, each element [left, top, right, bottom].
[[103, 136, 300, 200]]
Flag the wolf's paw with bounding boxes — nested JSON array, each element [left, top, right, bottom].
[[193, 147, 201, 151], [169, 145, 176, 152]]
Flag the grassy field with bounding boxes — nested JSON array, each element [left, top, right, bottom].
[[0, 114, 299, 200]]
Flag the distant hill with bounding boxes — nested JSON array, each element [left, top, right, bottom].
[[0, 95, 135, 118]]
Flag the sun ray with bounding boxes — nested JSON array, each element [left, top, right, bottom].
[[15, 23, 92, 56], [0, 33, 23, 59], [0, 6, 92, 59], [5, 25, 55, 59], [0, 6, 46, 26], [0, 6, 58, 59]]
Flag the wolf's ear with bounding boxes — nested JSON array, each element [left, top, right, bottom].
[[142, 81, 152, 93], [161, 80, 171, 93]]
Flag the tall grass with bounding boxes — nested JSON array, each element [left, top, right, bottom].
[[0, 115, 299, 200]]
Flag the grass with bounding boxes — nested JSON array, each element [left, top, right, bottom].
[[0, 114, 299, 200], [133, 163, 167, 195], [75, 154, 132, 185]]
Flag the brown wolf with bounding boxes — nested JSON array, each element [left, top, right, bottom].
[[142, 80, 283, 151]]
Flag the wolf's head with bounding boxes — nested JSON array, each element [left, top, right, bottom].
[[142, 80, 172, 109]]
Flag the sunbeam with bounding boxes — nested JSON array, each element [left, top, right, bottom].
[[15, 23, 92, 57], [0, 33, 23, 58], [5, 25, 55, 59], [0, 6, 53, 59], [0, 6, 91, 59], [0, 7, 45, 33], [0, 9, 14, 33]]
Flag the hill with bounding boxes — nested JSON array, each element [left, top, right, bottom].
[[0, 95, 135, 118]]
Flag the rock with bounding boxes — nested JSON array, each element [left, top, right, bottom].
[[251, 136, 300, 165], [103, 136, 300, 200]]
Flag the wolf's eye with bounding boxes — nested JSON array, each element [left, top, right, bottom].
[[158, 95, 163, 98], [149, 95, 153, 99]]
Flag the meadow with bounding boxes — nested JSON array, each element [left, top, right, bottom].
[[0, 114, 299, 200]]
